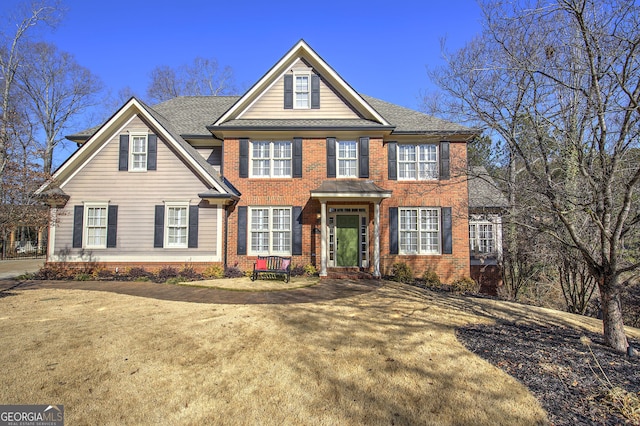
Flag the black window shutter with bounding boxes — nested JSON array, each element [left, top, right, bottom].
[[388, 142, 397, 180], [147, 134, 157, 171], [107, 205, 118, 248], [237, 206, 247, 255], [359, 137, 369, 178], [440, 141, 450, 180], [311, 75, 320, 109], [119, 135, 129, 171], [389, 207, 398, 254], [292, 206, 303, 255], [293, 138, 302, 178], [188, 205, 199, 248], [154, 205, 164, 248], [72, 205, 84, 248], [239, 138, 249, 178], [284, 74, 293, 109], [442, 207, 452, 254], [326, 137, 336, 178]]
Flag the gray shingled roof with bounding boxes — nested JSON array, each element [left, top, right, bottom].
[[468, 166, 509, 209], [68, 93, 474, 140], [310, 180, 392, 196], [361, 95, 475, 134], [152, 96, 238, 136]]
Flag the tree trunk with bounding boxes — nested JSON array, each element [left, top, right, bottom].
[[599, 281, 629, 353]]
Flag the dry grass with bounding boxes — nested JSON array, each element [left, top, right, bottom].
[[2, 280, 636, 425], [181, 276, 319, 291]]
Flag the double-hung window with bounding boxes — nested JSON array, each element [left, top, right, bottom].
[[166, 204, 188, 248], [337, 140, 357, 178], [294, 73, 310, 109], [470, 222, 495, 253], [250, 207, 292, 255], [251, 141, 292, 178], [398, 144, 438, 180], [399, 208, 440, 254], [131, 134, 148, 171], [84, 204, 108, 248]]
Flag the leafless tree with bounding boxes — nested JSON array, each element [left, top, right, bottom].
[[0, 0, 61, 188], [430, 0, 640, 352], [147, 57, 236, 104], [17, 41, 103, 174]]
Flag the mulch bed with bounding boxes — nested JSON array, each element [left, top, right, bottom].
[[456, 322, 640, 425]]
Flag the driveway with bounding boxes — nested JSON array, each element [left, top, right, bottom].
[[0, 258, 44, 279]]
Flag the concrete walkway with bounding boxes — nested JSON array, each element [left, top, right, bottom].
[[3, 278, 382, 305], [0, 259, 44, 279]]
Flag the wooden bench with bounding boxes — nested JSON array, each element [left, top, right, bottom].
[[251, 255, 292, 283]]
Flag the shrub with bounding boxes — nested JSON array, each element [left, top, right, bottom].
[[290, 264, 306, 277], [202, 265, 224, 279], [224, 266, 244, 278], [422, 269, 441, 288], [178, 265, 202, 281], [165, 276, 186, 285], [35, 264, 75, 280], [127, 267, 151, 281], [303, 264, 318, 276], [157, 266, 178, 282], [451, 276, 478, 293], [74, 273, 91, 281], [391, 262, 414, 284]]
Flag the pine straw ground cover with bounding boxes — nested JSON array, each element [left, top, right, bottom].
[[0, 280, 637, 425]]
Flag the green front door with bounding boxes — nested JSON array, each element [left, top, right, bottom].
[[336, 215, 359, 267]]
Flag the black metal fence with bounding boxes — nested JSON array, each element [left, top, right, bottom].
[[1, 240, 46, 259]]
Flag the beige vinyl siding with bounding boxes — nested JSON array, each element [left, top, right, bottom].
[[241, 59, 360, 119], [53, 116, 220, 262], [194, 147, 221, 173]]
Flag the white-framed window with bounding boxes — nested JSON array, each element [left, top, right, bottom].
[[337, 140, 357, 178], [84, 203, 108, 249], [399, 208, 440, 255], [250, 141, 292, 178], [470, 221, 495, 253], [166, 203, 189, 248], [294, 73, 310, 109], [249, 206, 292, 255], [398, 144, 438, 180], [130, 133, 148, 171]]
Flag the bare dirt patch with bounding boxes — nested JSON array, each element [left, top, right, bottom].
[[182, 276, 318, 291], [3, 281, 630, 425]]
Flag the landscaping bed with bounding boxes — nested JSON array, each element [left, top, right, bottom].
[[457, 322, 640, 425]]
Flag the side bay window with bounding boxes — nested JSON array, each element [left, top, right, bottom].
[[389, 206, 452, 255], [469, 220, 496, 254], [119, 133, 157, 172], [154, 203, 199, 249], [388, 141, 450, 180], [72, 203, 118, 249]]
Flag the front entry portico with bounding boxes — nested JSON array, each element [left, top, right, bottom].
[[310, 180, 392, 278]]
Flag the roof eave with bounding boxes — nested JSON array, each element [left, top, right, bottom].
[[207, 125, 396, 132]]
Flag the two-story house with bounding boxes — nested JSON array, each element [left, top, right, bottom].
[[37, 40, 477, 282]]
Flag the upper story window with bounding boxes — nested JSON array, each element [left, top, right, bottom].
[[337, 140, 357, 178], [130, 134, 148, 171], [251, 141, 292, 178], [398, 144, 438, 180], [470, 221, 495, 254], [249, 206, 292, 255], [84, 203, 108, 248], [294, 73, 310, 109], [399, 207, 440, 255]]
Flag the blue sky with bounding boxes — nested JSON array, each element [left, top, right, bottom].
[[2, 0, 482, 165]]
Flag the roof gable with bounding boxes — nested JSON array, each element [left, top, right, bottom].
[[37, 97, 234, 196], [211, 40, 390, 127]]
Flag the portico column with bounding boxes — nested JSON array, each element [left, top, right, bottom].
[[373, 201, 381, 278], [320, 201, 327, 277]]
